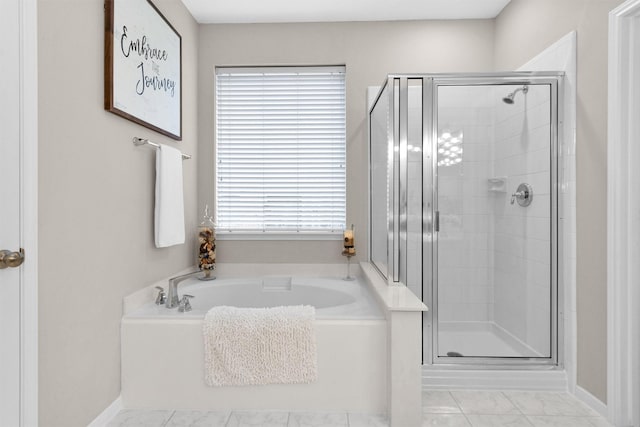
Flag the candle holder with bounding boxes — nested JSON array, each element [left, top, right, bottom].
[[342, 224, 356, 281]]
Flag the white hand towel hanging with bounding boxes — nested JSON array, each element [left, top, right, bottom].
[[155, 144, 185, 248]]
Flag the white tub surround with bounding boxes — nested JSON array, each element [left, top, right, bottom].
[[121, 267, 386, 413], [122, 319, 385, 411], [360, 262, 428, 427]]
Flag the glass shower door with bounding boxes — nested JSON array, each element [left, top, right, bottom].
[[433, 82, 557, 361]]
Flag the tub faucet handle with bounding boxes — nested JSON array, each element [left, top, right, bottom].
[[178, 294, 194, 312], [155, 286, 167, 305]]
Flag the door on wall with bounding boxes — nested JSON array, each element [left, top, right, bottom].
[[0, 0, 24, 424]]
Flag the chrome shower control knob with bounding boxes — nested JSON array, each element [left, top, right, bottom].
[[511, 183, 533, 207], [510, 192, 521, 204]]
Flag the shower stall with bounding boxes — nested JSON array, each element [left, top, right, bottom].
[[369, 73, 563, 369]]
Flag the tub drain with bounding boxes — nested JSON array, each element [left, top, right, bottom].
[[447, 351, 464, 357]]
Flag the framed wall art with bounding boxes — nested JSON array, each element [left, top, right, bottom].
[[105, 0, 182, 140]]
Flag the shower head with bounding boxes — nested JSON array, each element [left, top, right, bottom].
[[502, 85, 529, 105]]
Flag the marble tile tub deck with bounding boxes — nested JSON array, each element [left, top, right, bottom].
[[106, 391, 610, 427]]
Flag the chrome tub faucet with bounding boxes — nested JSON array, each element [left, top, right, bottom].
[[166, 270, 204, 309]]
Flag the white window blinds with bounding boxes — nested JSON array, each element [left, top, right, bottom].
[[215, 66, 346, 233]]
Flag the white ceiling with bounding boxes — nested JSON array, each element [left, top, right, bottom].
[[181, 0, 512, 24]]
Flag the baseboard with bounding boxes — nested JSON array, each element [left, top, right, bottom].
[[574, 386, 608, 419], [87, 395, 122, 427]]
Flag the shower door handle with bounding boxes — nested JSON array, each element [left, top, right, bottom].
[[434, 211, 440, 232]]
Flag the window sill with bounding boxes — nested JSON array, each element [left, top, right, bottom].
[[215, 231, 343, 241]]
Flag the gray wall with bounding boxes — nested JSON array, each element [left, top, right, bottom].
[[494, 0, 624, 403], [37, 0, 198, 425], [197, 20, 495, 264]]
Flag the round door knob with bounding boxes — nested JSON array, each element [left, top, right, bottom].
[[0, 249, 25, 269]]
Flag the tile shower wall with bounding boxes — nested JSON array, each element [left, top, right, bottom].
[[492, 85, 552, 356], [437, 87, 496, 322]]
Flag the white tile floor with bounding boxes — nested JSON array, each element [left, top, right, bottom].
[[106, 391, 611, 427], [422, 391, 611, 427]]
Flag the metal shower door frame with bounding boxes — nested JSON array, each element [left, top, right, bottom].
[[425, 73, 563, 368], [368, 75, 410, 286]]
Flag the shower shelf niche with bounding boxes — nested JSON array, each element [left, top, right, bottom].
[[488, 176, 507, 192]]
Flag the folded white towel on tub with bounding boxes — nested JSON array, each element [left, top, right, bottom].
[[203, 305, 317, 386]]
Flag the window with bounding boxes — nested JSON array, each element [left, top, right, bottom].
[[215, 66, 346, 237]]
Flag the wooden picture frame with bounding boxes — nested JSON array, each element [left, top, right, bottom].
[[104, 0, 182, 140]]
